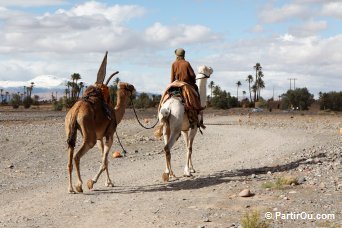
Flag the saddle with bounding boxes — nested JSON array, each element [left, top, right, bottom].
[[82, 84, 112, 120], [158, 81, 204, 128]]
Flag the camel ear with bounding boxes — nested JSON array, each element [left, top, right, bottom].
[[96, 51, 108, 84], [126, 84, 135, 92], [208, 67, 213, 75]]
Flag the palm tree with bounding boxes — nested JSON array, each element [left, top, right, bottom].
[[256, 71, 264, 100], [114, 77, 120, 86], [71, 73, 81, 99], [256, 77, 265, 99], [242, 91, 246, 100], [253, 63, 262, 101], [251, 84, 257, 103], [208, 81, 215, 101], [5, 91, 9, 103], [29, 82, 34, 97], [77, 82, 84, 98], [236, 81, 241, 101], [246, 75, 253, 102]]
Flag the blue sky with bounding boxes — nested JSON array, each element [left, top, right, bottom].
[[0, 0, 341, 99]]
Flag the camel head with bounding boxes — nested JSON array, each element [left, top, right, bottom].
[[197, 65, 213, 78], [117, 82, 135, 98]]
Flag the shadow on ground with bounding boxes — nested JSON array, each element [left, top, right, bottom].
[[86, 153, 326, 196]]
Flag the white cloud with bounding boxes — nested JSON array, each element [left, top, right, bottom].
[[322, 2, 342, 18], [259, 4, 309, 23], [0, 0, 65, 7], [144, 22, 221, 47], [289, 20, 327, 37], [251, 24, 264, 33]]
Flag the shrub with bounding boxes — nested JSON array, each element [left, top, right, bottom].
[[241, 210, 269, 228], [10, 93, 21, 109], [53, 98, 64, 111], [23, 96, 33, 109]]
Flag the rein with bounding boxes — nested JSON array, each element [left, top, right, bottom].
[[129, 94, 159, 129], [196, 73, 210, 80]]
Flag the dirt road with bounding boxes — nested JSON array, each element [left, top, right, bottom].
[[0, 109, 341, 227]]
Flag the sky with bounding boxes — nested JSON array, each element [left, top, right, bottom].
[[0, 0, 341, 99]]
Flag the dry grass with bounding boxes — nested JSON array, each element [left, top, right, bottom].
[[261, 176, 298, 189], [240, 210, 269, 228]]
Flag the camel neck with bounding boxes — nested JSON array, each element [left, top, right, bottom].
[[115, 96, 128, 124]]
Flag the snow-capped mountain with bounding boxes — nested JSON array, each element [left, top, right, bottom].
[[0, 75, 68, 89], [0, 75, 73, 100]]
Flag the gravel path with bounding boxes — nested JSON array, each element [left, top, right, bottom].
[[0, 109, 341, 227]]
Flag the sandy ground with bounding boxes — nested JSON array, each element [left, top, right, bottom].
[[0, 108, 341, 228]]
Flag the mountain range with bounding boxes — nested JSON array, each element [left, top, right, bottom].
[[0, 75, 73, 100]]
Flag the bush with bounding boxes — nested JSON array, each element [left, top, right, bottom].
[[281, 88, 314, 110], [133, 93, 154, 109], [23, 96, 33, 109], [10, 93, 21, 109], [319, 91, 342, 111], [241, 210, 269, 228], [53, 98, 64, 111]]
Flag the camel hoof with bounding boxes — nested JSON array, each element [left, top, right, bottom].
[[105, 182, 114, 187], [162, 173, 169, 182], [183, 173, 192, 177], [75, 185, 83, 193], [68, 189, 76, 194], [190, 169, 196, 173], [87, 179, 94, 190]]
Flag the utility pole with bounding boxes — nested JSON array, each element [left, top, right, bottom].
[[288, 78, 292, 90], [288, 78, 297, 90], [293, 78, 297, 89], [272, 86, 274, 100]]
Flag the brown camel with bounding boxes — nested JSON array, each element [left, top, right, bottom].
[[65, 82, 135, 193]]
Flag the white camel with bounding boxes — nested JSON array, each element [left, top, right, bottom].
[[157, 65, 213, 181]]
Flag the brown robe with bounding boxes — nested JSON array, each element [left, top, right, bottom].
[[171, 58, 196, 86]]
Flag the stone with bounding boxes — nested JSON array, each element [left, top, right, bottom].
[[238, 189, 253, 197], [297, 176, 306, 184]]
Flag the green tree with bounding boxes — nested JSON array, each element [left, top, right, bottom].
[[133, 92, 153, 109], [242, 90, 246, 100], [208, 81, 215, 101], [0, 88, 3, 103], [70, 73, 81, 99], [282, 88, 314, 110], [246, 75, 253, 102], [10, 93, 21, 109], [253, 63, 262, 102], [236, 81, 241, 101], [256, 71, 265, 100], [319, 91, 342, 111], [211, 85, 229, 109]]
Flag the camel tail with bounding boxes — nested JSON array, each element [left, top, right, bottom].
[[160, 107, 170, 120], [66, 103, 82, 148], [154, 107, 170, 138]]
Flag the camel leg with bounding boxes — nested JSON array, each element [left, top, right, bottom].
[[88, 136, 113, 189], [181, 130, 192, 177], [74, 142, 93, 193], [100, 139, 114, 187], [95, 139, 113, 187], [162, 126, 179, 182], [97, 139, 104, 154], [67, 146, 75, 193], [188, 127, 198, 173]]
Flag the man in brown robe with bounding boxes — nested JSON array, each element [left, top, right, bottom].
[[169, 48, 205, 129]]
